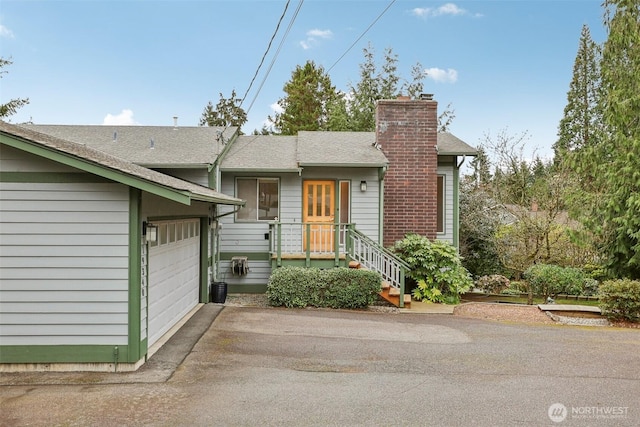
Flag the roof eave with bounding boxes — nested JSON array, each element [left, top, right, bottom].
[[298, 162, 388, 168], [438, 151, 478, 157]]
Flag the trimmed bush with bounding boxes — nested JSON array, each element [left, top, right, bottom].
[[266, 266, 382, 309], [391, 233, 472, 304], [476, 275, 511, 294], [523, 264, 590, 299], [598, 279, 640, 322]]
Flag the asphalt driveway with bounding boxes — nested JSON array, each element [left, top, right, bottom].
[[1, 305, 639, 426]]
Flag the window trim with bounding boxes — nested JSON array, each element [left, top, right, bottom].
[[437, 174, 445, 234], [235, 177, 280, 222]]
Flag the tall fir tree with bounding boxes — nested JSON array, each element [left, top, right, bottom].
[[269, 61, 337, 135], [595, 0, 640, 278], [554, 25, 602, 158]]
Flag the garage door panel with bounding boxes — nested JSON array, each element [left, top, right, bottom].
[[148, 219, 200, 346]]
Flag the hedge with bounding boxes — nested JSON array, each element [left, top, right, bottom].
[[266, 266, 382, 309], [598, 279, 640, 322]]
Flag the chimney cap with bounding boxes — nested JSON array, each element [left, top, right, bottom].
[[419, 93, 434, 101]]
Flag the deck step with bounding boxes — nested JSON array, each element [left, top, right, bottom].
[[348, 260, 362, 269], [378, 287, 411, 308]]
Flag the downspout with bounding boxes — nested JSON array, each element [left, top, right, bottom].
[[378, 166, 387, 246], [209, 129, 240, 283]]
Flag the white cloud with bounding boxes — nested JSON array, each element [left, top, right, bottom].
[[307, 29, 332, 39], [424, 67, 458, 83], [0, 24, 15, 38], [102, 109, 138, 125], [412, 3, 468, 18], [299, 28, 332, 50], [270, 102, 283, 115]]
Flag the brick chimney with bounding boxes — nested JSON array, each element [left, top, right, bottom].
[[376, 95, 438, 247]]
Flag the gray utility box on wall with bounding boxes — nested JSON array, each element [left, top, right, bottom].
[[231, 256, 249, 276]]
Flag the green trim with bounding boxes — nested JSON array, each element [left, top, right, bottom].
[[147, 215, 204, 222], [200, 217, 209, 303], [227, 284, 268, 293], [0, 171, 112, 183], [453, 164, 460, 250], [220, 252, 270, 261], [128, 188, 143, 362], [0, 345, 134, 364], [270, 259, 347, 269]]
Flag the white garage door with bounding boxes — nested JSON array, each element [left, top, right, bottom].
[[148, 219, 201, 346]]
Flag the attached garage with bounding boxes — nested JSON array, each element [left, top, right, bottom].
[[148, 219, 201, 346], [0, 122, 244, 371]]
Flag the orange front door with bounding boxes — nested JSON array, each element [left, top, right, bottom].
[[303, 180, 335, 252]]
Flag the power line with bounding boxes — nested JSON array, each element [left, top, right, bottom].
[[245, 0, 304, 116], [239, 0, 292, 110], [327, 0, 396, 73]]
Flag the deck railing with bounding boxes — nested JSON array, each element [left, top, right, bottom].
[[269, 222, 350, 267], [269, 222, 410, 307]]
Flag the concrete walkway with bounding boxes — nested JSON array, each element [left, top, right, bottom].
[[400, 299, 456, 314]]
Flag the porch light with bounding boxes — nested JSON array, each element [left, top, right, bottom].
[[360, 181, 367, 192], [144, 222, 158, 243]]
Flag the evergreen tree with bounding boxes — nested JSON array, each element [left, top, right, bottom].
[[199, 89, 247, 132], [269, 61, 337, 135], [594, 0, 640, 278], [0, 58, 29, 119], [348, 44, 380, 132], [553, 25, 602, 159], [469, 146, 492, 189]]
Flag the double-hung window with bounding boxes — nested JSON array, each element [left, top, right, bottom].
[[437, 175, 445, 233], [236, 178, 279, 221]]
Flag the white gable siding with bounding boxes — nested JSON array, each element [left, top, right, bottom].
[[437, 165, 454, 244], [0, 147, 130, 346]]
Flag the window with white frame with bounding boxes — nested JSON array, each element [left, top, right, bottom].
[[236, 178, 280, 221], [437, 175, 445, 233]]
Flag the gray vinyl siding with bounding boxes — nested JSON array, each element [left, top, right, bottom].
[[218, 173, 294, 286], [437, 165, 454, 244], [0, 148, 130, 346]]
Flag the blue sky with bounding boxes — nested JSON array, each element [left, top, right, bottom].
[[1, 0, 607, 160]]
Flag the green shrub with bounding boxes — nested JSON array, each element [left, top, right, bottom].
[[476, 275, 511, 294], [598, 279, 640, 322], [391, 234, 472, 304], [523, 264, 590, 299], [508, 281, 528, 293], [266, 266, 381, 309], [500, 287, 525, 296]]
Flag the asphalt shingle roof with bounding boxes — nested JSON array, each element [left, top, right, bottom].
[[2, 121, 243, 205], [222, 135, 299, 171], [437, 132, 478, 156], [297, 131, 388, 167], [22, 124, 236, 166]]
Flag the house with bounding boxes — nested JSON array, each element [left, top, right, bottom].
[[1, 95, 476, 371], [216, 96, 477, 293], [0, 122, 243, 371]]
